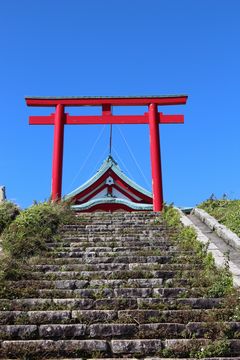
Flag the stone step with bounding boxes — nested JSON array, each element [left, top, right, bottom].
[[0, 311, 72, 325], [111, 338, 240, 356], [60, 234, 167, 242], [23, 269, 180, 281], [62, 228, 164, 234], [50, 246, 177, 257], [0, 296, 224, 312], [19, 269, 200, 282], [3, 277, 173, 291], [28, 263, 198, 275], [0, 291, 227, 325], [27, 358, 240, 360], [0, 323, 139, 340], [31, 256, 176, 268], [73, 227, 165, 233], [63, 217, 159, 225], [1, 338, 239, 358], [29, 251, 195, 264], [138, 297, 224, 310], [0, 339, 108, 358], [73, 305, 230, 322], [48, 241, 172, 249], [36, 287, 191, 299], [60, 238, 168, 245]]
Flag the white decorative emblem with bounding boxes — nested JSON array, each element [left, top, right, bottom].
[[105, 176, 114, 185]]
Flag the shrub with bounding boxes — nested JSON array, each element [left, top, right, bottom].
[[0, 201, 20, 234], [162, 204, 181, 228], [1, 201, 74, 259], [0, 256, 27, 281]]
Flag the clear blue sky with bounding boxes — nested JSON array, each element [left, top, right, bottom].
[[1, 0, 239, 208]]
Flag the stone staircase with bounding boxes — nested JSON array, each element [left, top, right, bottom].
[[0, 211, 240, 359]]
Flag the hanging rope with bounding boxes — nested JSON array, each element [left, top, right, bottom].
[[66, 125, 107, 192], [109, 124, 113, 156], [116, 125, 151, 188]]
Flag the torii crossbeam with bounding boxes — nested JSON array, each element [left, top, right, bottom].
[[26, 95, 188, 211]]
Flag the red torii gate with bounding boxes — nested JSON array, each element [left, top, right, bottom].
[[25, 95, 188, 211]]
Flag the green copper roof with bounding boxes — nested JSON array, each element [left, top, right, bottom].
[[64, 155, 152, 201], [71, 198, 153, 211]]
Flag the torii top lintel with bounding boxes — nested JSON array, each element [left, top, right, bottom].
[[26, 95, 188, 125], [25, 94, 188, 107]]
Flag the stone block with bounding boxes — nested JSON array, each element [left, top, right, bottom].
[[89, 324, 137, 338], [0, 325, 38, 340], [72, 310, 117, 323], [139, 323, 185, 338], [114, 288, 152, 298], [27, 311, 71, 324], [111, 339, 162, 354], [53, 298, 94, 310], [39, 324, 86, 339]]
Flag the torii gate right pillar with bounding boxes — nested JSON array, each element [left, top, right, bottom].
[[149, 103, 163, 211]]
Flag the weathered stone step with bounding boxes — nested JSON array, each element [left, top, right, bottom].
[[62, 225, 165, 232], [29, 263, 198, 275], [2, 277, 174, 292], [25, 269, 178, 281], [74, 304, 230, 321], [0, 324, 87, 340], [62, 220, 162, 228], [36, 287, 190, 299], [3, 338, 239, 358], [60, 238, 167, 245], [50, 246, 177, 257], [110, 338, 240, 356], [29, 251, 195, 264], [0, 311, 72, 325], [62, 227, 164, 235], [73, 358, 240, 360], [0, 296, 224, 312], [117, 308, 233, 323], [105, 296, 224, 311], [27, 358, 240, 360], [60, 231, 164, 238], [2, 306, 229, 325], [49, 242, 172, 250], [138, 297, 224, 309], [18, 269, 202, 283], [31, 256, 176, 269], [0, 339, 108, 358], [0, 323, 150, 340], [60, 234, 167, 241]]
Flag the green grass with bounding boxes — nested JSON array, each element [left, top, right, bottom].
[[0, 201, 20, 234], [198, 197, 240, 237], [1, 201, 74, 259], [0, 201, 75, 288]]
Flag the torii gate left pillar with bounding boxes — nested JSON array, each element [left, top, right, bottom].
[[26, 95, 188, 211], [52, 104, 65, 200]]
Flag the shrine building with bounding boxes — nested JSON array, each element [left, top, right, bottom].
[[64, 155, 153, 212]]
